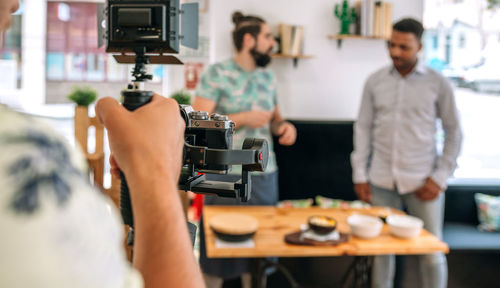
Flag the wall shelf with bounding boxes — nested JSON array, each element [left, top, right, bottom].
[[271, 54, 314, 68], [328, 35, 389, 49]]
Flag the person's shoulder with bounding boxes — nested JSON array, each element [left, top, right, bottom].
[[366, 66, 392, 85], [202, 59, 235, 81], [0, 107, 87, 173], [0, 108, 62, 144], [207, 59, 234, 72], [423, 66, 447, 81]]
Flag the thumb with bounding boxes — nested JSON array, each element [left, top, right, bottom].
[[277, 123, 287, 135], [95, 97, 127, 131]]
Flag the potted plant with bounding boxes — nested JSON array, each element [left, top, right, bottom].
[[68, 86, 98, 153], [170, 90, 192, 105]]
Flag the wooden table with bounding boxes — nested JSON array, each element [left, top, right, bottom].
[[203, 206, 449, 288], [204, 206, 449, 258]]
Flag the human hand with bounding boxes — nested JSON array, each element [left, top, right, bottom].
[[0, 0, 19, 31], [274, 121, 297, 146], [416, 177, 442, 201], [239, 110, 273, 128], [96, 94, 185, 184], [354, 182, 371, 203], [109, 154, 120, 179]]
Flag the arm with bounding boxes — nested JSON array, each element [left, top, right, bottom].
[[351, 80, 375, 202], [271, 106, 296, 146], [351, 81, 375, 184], [431, 78, 463, 189], [96, 95, 205, 288]]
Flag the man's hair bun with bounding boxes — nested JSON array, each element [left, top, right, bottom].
[[232, 11, 244, 25]]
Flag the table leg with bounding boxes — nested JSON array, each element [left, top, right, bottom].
[[251, 259, 301, 288], [251, 259, 266, 288], [340, 256, 373, 288]]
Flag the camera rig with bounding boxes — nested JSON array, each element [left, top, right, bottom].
[[101, 0, 270, 230]]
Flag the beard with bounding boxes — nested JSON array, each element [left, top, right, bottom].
[[250, 47, 272, 68], [391, 56, 417, 71]]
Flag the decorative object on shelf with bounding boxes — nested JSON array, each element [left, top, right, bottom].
[[170, 89, 192, 105], [334, 0, 357, 35], [275, 24, 313, 67], [279, 23, 304, 55]]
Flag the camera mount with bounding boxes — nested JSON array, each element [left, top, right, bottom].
[[102, 1, 270, 250]]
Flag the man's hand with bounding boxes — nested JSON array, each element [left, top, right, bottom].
[[416, 177, 442, 201], [354, 182, 371, 203], [273, 121, 297, 146], [234, 110, 273, 128], [96, 94, 185, 183]]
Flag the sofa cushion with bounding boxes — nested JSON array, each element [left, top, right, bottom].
[[475, 193, 500, 232], [443, 222, 500, 251], [444, 186, 500, 225]]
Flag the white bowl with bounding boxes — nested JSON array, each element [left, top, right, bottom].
[[386, 215, 424, 238], [347, 214, 383, 239]]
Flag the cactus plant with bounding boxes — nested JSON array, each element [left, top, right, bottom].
[[334, 0, 357, 35]]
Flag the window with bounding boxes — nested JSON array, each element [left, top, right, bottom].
[[433, 35, 439, 49], [458, 33, 466, 49], [0, 10, 22, 90], [47, 2, 115, 82], [424, 0, 500, 181], [45, 2, 163, 83]]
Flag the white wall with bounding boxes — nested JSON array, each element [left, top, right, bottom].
[[207, 0, 423, 120], [20, 0, 47, 108]]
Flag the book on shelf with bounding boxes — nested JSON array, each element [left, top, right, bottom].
[[355, 0, 392, 38], [354, 1, 362, 35], [279, 23, 304, 56]]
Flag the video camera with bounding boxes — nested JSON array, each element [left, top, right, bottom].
[[99, 0, 269, 229]]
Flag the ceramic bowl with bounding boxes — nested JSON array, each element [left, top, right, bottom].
[[386, 215, 423, 238], [347, 214, 383, 239]]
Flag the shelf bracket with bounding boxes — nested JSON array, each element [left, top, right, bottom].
[[337, 39, 343, 49]]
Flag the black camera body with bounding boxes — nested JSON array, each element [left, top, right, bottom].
[[181, 106, 235, 173], [179, 105, 269, 201]]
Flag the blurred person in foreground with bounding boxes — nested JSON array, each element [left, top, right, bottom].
[[0, 0, 204, 287]]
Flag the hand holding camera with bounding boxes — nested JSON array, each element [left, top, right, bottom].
[[96, 94, 185, 186]]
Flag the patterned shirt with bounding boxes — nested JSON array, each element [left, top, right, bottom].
[[196, 59, 278, 174], [0, 106, 143, 288]]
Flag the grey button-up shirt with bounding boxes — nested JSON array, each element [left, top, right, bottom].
[[351, 63, 462, 194]]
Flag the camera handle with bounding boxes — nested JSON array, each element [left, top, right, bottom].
[[119, 48, 154, 231], [119, 89, 153, 229]]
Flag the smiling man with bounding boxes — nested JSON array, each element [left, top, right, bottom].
[[351, 18, 462, 288]]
